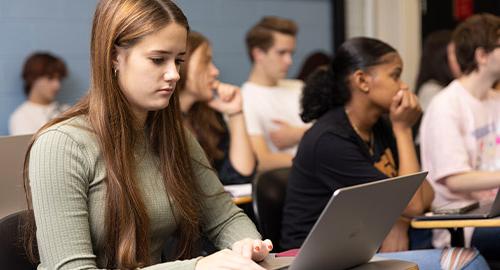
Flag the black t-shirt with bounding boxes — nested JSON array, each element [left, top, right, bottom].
[[280, 107, 398, 250]]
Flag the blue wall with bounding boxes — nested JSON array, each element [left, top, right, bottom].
[[0, 0, 332, 135]]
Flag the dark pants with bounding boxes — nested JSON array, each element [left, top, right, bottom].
[[408, 227, 434, 250], [471, 227, 500, 261]]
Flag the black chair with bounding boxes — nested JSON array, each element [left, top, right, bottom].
[[252, 167, 290, 252], [0, 211, 37, 270]]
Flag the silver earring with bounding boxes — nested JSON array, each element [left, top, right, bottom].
[[113, 68, 118, 77]]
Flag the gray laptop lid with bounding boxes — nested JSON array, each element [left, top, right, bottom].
[[265, 172, 427, 270], [0, 134, 32, 218]]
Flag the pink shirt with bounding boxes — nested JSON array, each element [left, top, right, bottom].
[[420, 80, 500, 247]]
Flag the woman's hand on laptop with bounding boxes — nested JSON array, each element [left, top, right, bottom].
[[195, 248, 266, 270], [232, 238, 273, 262]]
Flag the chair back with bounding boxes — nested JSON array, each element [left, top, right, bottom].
[[0, 210, 37, 270], [0, 134, 32, 218], [252, 167, 290, 251]]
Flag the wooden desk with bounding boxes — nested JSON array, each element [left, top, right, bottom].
[[411, 216, 500, 246], [232, 196, 252, 205]]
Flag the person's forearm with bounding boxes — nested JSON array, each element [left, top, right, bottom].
[[291, 126, 308, 146], [445, 171, 500, 192], [393, 127, 430, 216], [402, 180, 434, 216], [227, 114, 256, 175], [255, 152, 293, 172], [393, 127, 419, 175]]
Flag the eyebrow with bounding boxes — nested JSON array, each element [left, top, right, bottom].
[[149, 50, 186, 55], [390, 67, 402, 76]]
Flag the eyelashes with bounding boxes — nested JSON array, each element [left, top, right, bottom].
[[150, 57, 185, 66], [150, 58, 165, 65], [175, 59, 185, 65]]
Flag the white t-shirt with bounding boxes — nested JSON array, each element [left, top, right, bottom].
[[420, 80, 500, 248], [241, 79, 308, 155], [9, 101, 70, 135]]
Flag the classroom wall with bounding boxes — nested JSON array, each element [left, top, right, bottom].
[[0, 0, 332, 135], [346, 0, 421, 92], [0, 0, 98, 135]]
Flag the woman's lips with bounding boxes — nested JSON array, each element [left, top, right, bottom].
[[158, 87, 174, 93]]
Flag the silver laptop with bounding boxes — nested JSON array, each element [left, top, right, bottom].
[[0, 134, 32, 218], [416, 191, 500, 220], [260, 172, 427, 270]]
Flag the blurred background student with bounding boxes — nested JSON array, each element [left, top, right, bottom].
[[415, 30, 461, 112], [9, 52, 69, 135], [295, 51, 331, 82], [178, 31, 257, 185]]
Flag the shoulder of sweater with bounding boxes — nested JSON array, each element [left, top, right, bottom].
[[38, 116, 98, 150]]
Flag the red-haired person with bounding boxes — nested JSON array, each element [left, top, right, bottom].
[[9, 52, 68, 135]]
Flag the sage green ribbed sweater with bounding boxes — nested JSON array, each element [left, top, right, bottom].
[[28, 116, 260, 270]]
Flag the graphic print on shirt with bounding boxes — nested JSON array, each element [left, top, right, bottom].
[[374, 148, 397, 177], [474, 121, 500, 171]]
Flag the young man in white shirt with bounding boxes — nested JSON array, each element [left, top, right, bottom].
[[242, 16, 309, 171], [9, 52, 69, 135], [419, 14, 500, 259]]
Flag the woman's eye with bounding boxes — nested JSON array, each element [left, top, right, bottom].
[[151, 58, 165, 65], [175, 59, 185, 65]]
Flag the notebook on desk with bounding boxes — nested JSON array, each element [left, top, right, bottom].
[[259, 172, 427, 270], [0, 134, 32, 218], [415, 191, 500, 221]]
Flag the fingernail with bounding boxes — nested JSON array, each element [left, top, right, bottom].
[[255, 246, 260, 252], [268, 244, 273, 250]]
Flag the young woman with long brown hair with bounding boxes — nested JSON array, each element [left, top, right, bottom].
[[178, 31, 256, 185], [23, 0, 271, 269]]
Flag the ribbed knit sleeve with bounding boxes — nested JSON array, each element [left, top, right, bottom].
[[30, 129, 99, 269], [29, 126, 197, 270], [186, 134, 262, 249], [29, 119, 260, 270]]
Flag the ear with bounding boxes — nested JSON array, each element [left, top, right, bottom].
[[252, 47, 266, 62], [475, 47, 488, 67], [351, 70, 371, 93], [112, 45, 125, 70]]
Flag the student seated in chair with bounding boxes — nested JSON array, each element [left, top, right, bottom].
[[9, 52, 69, 135], [280, 37, 489, 270], [178, 31, 257, 185], [23, 1, 272, 269], [420, 13, 500, 260], [242, 16, 310, 171]]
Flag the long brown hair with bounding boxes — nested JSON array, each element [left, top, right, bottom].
[[23, 0, 203, 268], [178, 31, 225, 164]]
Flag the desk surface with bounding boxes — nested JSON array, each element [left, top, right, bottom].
[[411, 216, 500, 229], [232, 196, 252, 205], [259, 255, 418, 270]]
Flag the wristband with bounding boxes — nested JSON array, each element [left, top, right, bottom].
[[228, 110, 243, 118]]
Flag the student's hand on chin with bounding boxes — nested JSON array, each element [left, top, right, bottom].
[[208, 82, 243, 114], [231, 238, 273, 262], [195, 248, 266, 270], [390, 90, 421, 131]]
